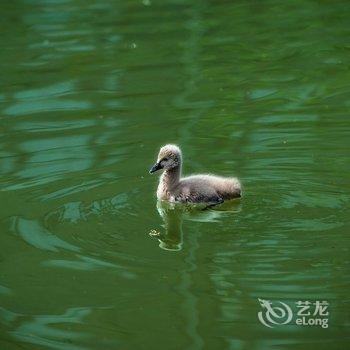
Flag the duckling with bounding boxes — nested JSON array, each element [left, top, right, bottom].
[[149, 144, 241, 204]]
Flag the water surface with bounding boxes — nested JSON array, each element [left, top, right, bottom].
[[1, 0, 349, 349]]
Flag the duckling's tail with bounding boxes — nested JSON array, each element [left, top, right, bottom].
[[220, 178, 242, 200]]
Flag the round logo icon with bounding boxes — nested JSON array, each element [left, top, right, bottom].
[[258, 298, 293, 328]]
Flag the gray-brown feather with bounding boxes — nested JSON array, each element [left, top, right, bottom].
[[173, 175, 241, 203]]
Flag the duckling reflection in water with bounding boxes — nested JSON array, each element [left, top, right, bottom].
[[150, 201, 242, 251], [150, 201, 184, 251], [149, 144, 241, 206]]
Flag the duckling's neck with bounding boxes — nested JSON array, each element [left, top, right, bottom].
[[160, 165, 181, 191]]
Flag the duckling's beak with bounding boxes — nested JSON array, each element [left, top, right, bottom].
[[149, 162, 162, 174]]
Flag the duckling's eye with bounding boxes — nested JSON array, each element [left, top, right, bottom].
[[163, 157, 169, 162]]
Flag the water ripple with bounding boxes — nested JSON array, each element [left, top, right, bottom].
[[8, 216, 80, 253]]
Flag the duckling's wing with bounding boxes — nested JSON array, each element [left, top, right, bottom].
[[194, 192, 224, 204], [174, 183, 223, 204]]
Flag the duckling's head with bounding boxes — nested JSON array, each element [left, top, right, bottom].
[[149, 144, 182, 174]]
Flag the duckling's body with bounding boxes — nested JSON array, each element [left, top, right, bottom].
[[150, 145, 241, 204]]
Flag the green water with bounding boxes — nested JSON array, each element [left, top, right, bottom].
[[1, 0, 349, 349]]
